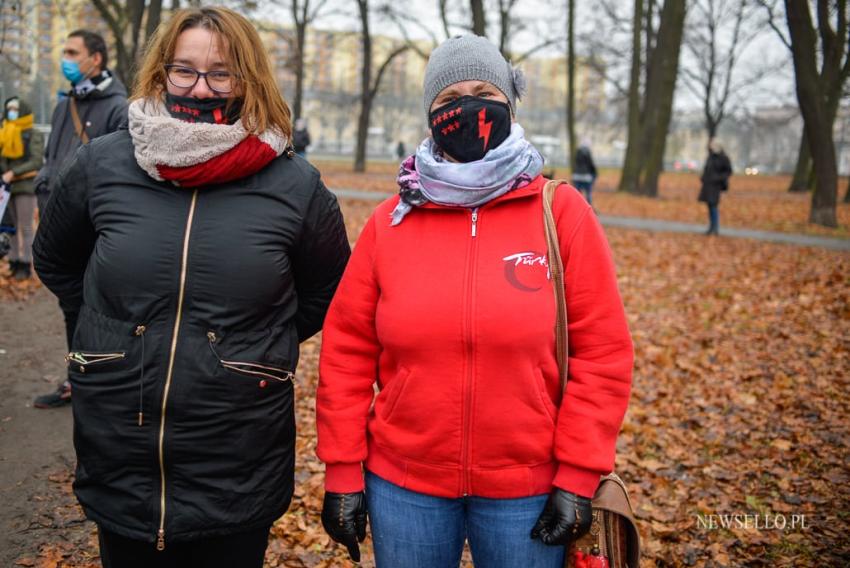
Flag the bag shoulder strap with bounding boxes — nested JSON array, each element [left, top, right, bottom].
[[542, 179, 570, 397], [68, 97, 90, 145]]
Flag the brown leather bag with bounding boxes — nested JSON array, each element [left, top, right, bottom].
[[542, 180, 641, 568], [69, 97, 90, 145]]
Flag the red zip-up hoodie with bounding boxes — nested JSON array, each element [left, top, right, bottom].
[[317, 177, 633, 499]]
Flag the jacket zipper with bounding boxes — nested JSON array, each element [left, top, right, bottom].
[[460, 208, 480, 495], [156, 189, 199, 551]]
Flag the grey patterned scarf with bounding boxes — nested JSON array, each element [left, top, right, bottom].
[[391, 123, 544, 226]]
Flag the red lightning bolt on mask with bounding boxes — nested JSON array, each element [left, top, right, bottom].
[[478, 108, 492, 152]]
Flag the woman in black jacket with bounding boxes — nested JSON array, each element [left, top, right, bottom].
[[698, 138, 733, 235], [33, 7, 350, 567]]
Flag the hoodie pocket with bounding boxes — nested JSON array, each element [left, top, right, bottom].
[[532, 368, 558, 425], [376, 366, 412, 423]]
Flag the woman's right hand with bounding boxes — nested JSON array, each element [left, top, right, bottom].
[[321, 491, 368, 562]]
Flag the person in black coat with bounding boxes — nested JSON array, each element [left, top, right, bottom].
[[698, 138, 733, 235], [33, 7, 350, 567], [572, 143, 598, 205], [292, 117, 311, 157]]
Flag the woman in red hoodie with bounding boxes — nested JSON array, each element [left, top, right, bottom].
[[317, 35, 633, 568]]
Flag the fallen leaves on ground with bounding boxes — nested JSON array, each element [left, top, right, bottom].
[[22, 200, 850, 568]]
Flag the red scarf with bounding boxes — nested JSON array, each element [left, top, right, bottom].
[[128, 99, 290, 187]]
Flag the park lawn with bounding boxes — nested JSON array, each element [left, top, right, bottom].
[[21, 199, 849, 568], [315, 159, 850, 239]]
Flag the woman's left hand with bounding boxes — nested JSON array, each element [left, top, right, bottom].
[[530, 488, 593, 545], [2, 171, 13, 184]]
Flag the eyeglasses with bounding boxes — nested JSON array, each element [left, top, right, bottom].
[[165, 64, 236, 94]]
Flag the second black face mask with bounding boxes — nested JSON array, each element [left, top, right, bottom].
[[165, 93, 242, 125], [429, 95, 512, 162]]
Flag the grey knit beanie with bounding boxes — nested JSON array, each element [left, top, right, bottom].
[[423, 35, 526, 116]]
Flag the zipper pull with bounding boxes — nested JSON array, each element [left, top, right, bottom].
[[207, 331, 217, 343], [471, 208, 479, 237], [156, 528, 165, 551]]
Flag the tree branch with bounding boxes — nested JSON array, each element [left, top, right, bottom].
[[369, 43, 409, 100]]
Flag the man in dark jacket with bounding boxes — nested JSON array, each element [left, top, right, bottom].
[[33, 30, 128, 409], [698, 138, 733, 236]]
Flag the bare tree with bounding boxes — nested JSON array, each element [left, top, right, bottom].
[[757, 0, 812, 191], [785, 0, 850, 227], [354, 0, 409, 172], [681, 0, 768, 140], [91, 0, 164, 87], [619, 0, 687, 197], [618, 0, 645, 191], [271, 0, 335, 120]]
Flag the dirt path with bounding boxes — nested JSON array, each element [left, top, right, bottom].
[[0, 287, 83, 566]]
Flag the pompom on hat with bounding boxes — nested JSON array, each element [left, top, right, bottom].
[[423, 35, 526, 116]]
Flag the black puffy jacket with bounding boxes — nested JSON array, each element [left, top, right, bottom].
[[33, 129, 350, 547]]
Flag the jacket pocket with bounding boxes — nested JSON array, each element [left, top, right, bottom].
[[66, 351, 127, 374], [207, 331, 294, 386], [377, 366, 412, 423]]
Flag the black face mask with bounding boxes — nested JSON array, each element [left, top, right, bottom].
[[429, 95, 512, 163], [165, 93, 242, 125]]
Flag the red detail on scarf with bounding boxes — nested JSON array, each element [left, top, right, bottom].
[[156, 135, 277, 187]]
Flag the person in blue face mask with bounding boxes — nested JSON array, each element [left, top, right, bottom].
[[31, 30, 128, 410]]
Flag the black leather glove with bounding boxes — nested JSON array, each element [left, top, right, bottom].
[[321, 491, 368, 562], [530, 488, 593, 546]]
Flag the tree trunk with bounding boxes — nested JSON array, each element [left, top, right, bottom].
[[471, 0, 486, 36], [567, 0, 576, 172], [498, 5, 510, 56], [637, 0, 685, 197], [355, 0, 372, 173], [293, 18, 307, 120], [618, 0, 644, 193], [786, 0, 838, 227], [145, 0, 163, 45], [788, 130, 812, 192]]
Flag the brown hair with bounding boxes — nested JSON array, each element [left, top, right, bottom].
[[132, 6, 291, 137]]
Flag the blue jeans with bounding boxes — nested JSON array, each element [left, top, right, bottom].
[[366, 471, 564, 568], [707, 203, 719, 233], [573, 180, 593, 205]]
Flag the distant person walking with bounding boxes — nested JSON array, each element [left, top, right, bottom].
[[0, 97, 43, 280], [571, 142, 597, 205], [395, 140, 405, 160], [32, 29, 128, 409], [293, 117, 311, 157], [698, 138, 732, 236]]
